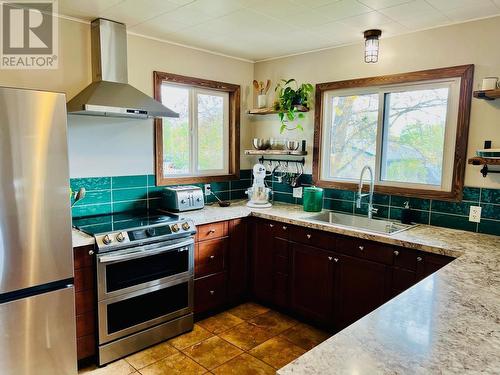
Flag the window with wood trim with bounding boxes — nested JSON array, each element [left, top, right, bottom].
[[313, 65, 474, 201], [154, 72, 240, 185]]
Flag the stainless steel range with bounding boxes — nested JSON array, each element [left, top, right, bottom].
[[74, 210, 196, 366]]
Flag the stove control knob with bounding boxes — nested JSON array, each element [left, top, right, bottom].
[[116, 232, 126, 242], [171, 224, 180, 233], [182, 222, 191, 231], [102, 234, 112, 245]]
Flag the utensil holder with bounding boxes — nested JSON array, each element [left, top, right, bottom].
[[257, 94, 267, 108]]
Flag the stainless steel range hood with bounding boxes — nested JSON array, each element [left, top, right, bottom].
[[67, 18, 178, 119]]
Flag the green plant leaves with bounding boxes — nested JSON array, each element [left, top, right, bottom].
[[274, 78, 313, 133]]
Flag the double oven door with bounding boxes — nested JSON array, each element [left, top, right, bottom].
[[96, 237, 194, 344]]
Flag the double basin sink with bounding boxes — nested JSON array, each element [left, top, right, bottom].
[[304, 211, 417, 235]]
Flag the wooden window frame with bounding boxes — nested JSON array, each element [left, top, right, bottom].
[[154, 71, 240, 186], [312, 64, 474, 201]]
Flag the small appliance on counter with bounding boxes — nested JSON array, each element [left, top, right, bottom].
[[246, 163, 273, 208], [303, 186, 324, 212], [162, 185, 204, 212]]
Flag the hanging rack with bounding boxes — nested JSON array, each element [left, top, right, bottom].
[[258, 156, 305, 165]]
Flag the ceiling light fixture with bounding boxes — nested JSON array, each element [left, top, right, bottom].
[[364, 29, 382, 63]]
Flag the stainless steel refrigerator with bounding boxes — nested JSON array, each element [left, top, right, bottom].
[[0, 87, 77, 374]]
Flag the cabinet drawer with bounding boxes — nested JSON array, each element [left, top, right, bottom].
[[76, 312, 95, 338], [194, 272, 226, 314], [336, 237, 393, 265], [196, 221, 228, 242], [77, 334, 95, 360], [74, 245, 94, 269], [393, 247, 417, 270], [290, 225, 335, 250], [75, 289, 94, 315], [75, 267, 94, 292], [195, 238, 226, 277]]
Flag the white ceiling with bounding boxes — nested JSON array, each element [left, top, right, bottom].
[[58, 0, 500, 61]]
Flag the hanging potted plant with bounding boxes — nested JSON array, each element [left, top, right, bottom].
[[274, 79, 314, 133]]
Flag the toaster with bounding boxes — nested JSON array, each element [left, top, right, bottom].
[[162, 185, 204, 212]]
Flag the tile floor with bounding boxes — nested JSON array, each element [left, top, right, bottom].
[[79, 302, 331, 375]]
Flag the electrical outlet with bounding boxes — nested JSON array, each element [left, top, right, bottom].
[[293, 187, 303, 198], [469, 205, 482, 223], [204, 184, 212, 196]]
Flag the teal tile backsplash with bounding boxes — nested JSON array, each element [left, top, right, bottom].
[[71, 170, 500, 236]]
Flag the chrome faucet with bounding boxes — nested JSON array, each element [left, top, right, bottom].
[[356, 165, 378, 219]]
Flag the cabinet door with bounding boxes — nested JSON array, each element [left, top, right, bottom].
[[291, 243, 334, 325], [252, 221, 275, 303], [335, 254, 388, 330], [416, 253, 453, 280], [227, 219, 248, 302]]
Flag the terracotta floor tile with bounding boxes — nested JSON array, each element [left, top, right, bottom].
[[218, 321, 274, 351], [227, 302, 270, 321], [248, 310, 298, 335], [197, 312, 244, 334], [168, 324, 214, 350], [249, 336, 307, 369], [280, 322, 331, 350], [125, 341, 178, 369], [139, 352, 207, 375], [183, 336, 243, 370], [211, 353, 275, 375], [78, 359, 136, 375]]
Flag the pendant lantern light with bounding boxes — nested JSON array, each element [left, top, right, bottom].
[[364, 29, 382, 63]]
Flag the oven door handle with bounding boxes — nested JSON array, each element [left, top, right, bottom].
[[97, 238, 194, 263]]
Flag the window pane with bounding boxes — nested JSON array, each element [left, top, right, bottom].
[[161, 85, 190, 175], [197, 93, 224, 171], [327, 94, 378, 180], [381, 87, 449, 185]]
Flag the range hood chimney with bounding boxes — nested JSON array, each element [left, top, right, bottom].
[[67, 18, 178, 119]]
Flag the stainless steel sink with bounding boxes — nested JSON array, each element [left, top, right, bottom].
[[304, 211, 417, 235]]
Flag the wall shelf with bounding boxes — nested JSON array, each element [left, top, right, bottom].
[[472, 89, 500, 100], [244, 149, 307, 156], [468, 157, 500, 177], [247, 105, 309, 115]]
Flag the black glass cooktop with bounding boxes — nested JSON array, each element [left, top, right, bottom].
[[73, 209, 180, 235]]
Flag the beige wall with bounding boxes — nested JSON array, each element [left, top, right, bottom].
[[0, 17, 254, 177], [253, 16, 500, 189]]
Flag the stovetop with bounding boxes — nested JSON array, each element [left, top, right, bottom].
[[73, 209, 196, 252], [73, 209, 181, 235]]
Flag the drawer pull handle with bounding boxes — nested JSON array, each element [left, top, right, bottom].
[[209, 290, 215, 295], [358, 245, 364, 251], [417, 256, 423, 262], [269, 223, 274, 228], [306, 234, 312, 239], [209, 255, 215, 259], [328, 256, 333, 261], [88, 250, 94, 255], [334, 258, 339, 263], [208, 229, 216, 234], [393, 250, 399, 256], [283, 225, 287, 230]]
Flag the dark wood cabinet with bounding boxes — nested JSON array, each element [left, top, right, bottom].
[[74, 245, 96, 361], [291, 243, 335, 325], [416, 252, 453, 280], [335, 254, 388, 329], [227, 219, 248, 303], [252, 220, 291, 308], [194, 219, 249, 315]]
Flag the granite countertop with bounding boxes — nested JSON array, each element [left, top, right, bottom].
[[72, 201, 500, 373]]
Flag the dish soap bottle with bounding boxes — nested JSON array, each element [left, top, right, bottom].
[[401, 201, 412, 224]]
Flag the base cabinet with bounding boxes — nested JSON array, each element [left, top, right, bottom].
[[335, 254, 388, 329], [291, 243, 334, 325]]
